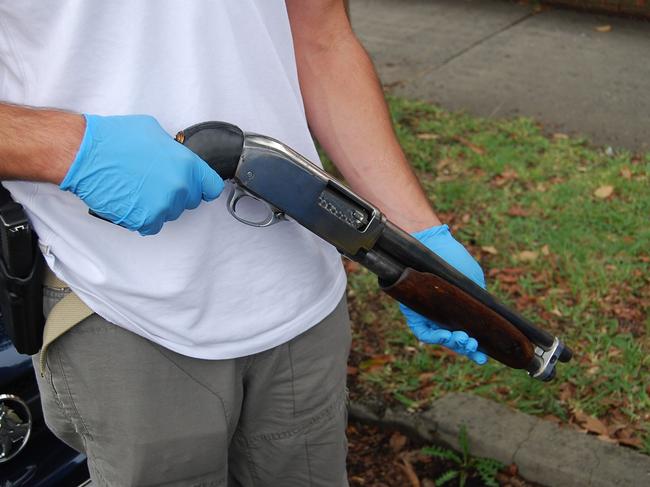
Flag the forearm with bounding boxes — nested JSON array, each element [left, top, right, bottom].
[[291, 13, 440, 232], [0, 102, 84, 184]]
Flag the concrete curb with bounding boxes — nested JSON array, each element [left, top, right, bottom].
[[349, 393, 650, 487]]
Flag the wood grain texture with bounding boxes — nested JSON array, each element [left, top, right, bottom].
[[382, 267, 535, 369]]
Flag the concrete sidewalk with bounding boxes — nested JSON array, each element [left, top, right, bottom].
[[350, 0, 650, 151]]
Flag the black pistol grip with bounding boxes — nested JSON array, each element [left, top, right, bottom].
[[176, 121, 244, 180]]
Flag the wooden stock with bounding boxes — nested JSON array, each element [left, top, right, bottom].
[[382, 267, 535, 369]]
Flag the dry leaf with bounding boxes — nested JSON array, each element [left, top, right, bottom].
[[417, 133, 439, 140], [398, 452, 421, 487], [517, 250, 539, 262], [596, 25, 612, 32], [608, 347, 622, 358], [436, 158, 453, 170], [452, 135, 485, 156], [508, 205, 530, 217], [481, 245, 498, 255], [559, 382, 576, 401], [586, 365, 600, 376], [359, 355, 394, 371], [553, 133, 569, 140], [347, 366, 358, 376], [607, 423, 627, 437], [418, 372, 436, 383], [389, 432, 408, 452], [574, 410, 609, 436], [597, 434, 619, 444], [541, 244, 550, 256], [594, 185, 614, 199], [620, 167, 632, 179], [616, 430, 642, 448]]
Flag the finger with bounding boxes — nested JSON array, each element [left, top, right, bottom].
[[447, 331, 470, 350], [198, 160, 225, 201], [463, 337, 479, 353], [417, 328, 452, 345], [139, 214, 165, 236], [467, 350, 489, 365]]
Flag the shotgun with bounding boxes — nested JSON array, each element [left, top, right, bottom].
[[174, 121, 572, 380]]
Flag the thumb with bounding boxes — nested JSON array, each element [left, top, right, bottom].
[[198, 160, 225, 201]]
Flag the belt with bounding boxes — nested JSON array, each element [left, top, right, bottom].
[[39, 267, 94, 375]]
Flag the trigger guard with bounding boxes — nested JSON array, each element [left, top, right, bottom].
[[226, 186, 284, 227]]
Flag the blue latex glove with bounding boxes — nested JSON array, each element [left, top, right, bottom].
[[400, 224, 489, 365], [60, 114, 224, 235]]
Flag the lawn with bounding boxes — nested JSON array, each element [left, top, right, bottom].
[[337, 97, 650, 453]]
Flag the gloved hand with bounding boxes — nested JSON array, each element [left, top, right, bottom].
[[400, 224, 489, 365], [60, 114, 224, 235]]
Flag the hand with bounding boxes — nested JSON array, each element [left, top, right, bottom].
[[60, 114, 224, 235], [400, 224, 488, 365]]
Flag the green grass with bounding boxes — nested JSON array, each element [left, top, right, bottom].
[[341, 96, 650, 453]]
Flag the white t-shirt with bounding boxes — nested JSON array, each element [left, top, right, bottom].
[[0, 0, 347, 358]]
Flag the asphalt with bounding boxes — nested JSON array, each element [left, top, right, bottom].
[[350, 0, 650, 151], [350, 394, 650, 487]]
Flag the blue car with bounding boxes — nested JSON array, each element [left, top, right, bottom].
[[0, 321, 89, 486]]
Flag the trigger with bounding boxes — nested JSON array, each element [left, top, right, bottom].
[[226, 185, 285, 227]]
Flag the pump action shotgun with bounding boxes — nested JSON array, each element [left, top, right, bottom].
[[170, 122, 573, 381]]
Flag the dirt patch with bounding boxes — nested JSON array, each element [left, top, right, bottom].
[[347, 420, 541, 487]]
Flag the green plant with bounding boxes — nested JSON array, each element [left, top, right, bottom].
[[346, 95, 649, 451], [421, 425, 503, 487]]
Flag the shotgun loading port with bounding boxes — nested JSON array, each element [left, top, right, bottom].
[[318, 186, 370, 230]]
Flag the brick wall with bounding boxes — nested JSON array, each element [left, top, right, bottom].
[[542, 0, 650, 18]]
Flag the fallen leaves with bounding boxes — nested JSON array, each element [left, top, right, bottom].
[[489, 267, 525, 284], [507, 205, 531, 217], [398, 452, 421, 487], [481, 245, 498, 255], [359, 354, 395, 372], [595, 25, 612, 33], [599, 282, 648, 336], [570, 409, 645, 449], [434, 158, 462, 182], [574, 410, 609, 436], [594, 185, 614, 199], [516, 250, 539, 263], [492, 169, 519, 187], [416, 133, 439, 141], [390, 432, 408, 453], [559, 382, 576, 402], [452, 135, 486, 156]]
